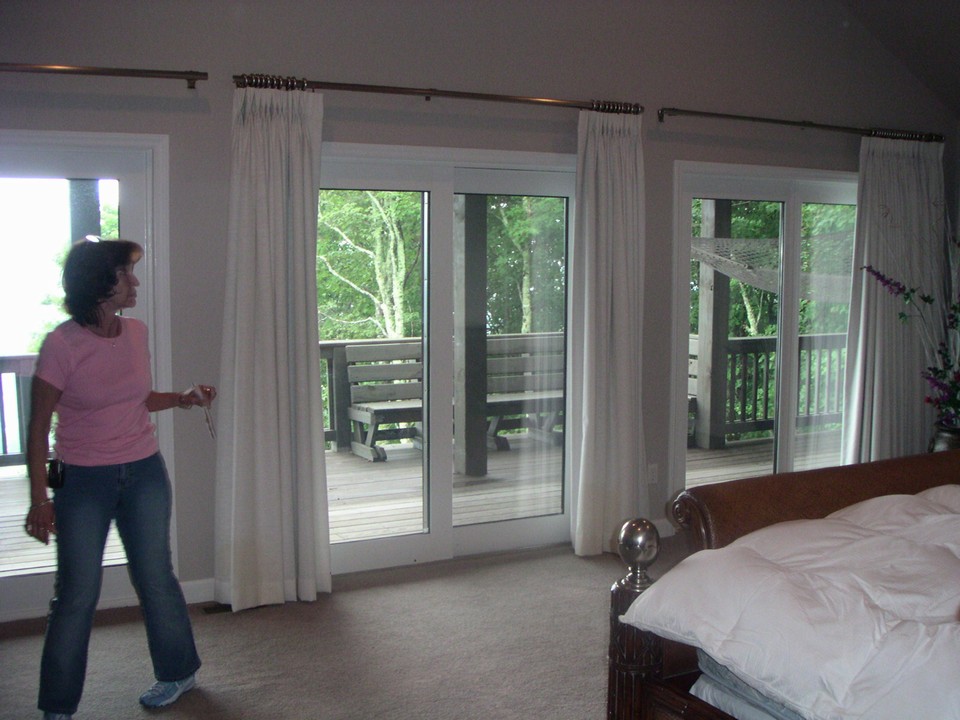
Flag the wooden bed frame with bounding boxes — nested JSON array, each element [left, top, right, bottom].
[[607, 449, 960, 720]]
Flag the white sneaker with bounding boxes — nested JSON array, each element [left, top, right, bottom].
[[138, 673, 196, 708]]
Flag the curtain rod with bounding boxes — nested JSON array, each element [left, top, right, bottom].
[[658, 107, 942, 143], [0, 63, 208, 89], [233, 74, 643, 114]]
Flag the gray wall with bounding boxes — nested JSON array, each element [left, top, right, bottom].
[[1, 0, 956, 583]]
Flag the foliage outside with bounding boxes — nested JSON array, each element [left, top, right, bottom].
[[316, 191, 566, 341], [482, 195, 566, 335], [690, 199, 856, 440]]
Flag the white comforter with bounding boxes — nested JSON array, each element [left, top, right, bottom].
[[620, 485, 960, 720]]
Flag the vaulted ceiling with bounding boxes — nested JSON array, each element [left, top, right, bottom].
[[838, 0, 960, 117]]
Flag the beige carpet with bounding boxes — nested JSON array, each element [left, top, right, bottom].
[[0, 540, 687, 720]]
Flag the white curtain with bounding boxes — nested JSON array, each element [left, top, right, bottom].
[[842, 137, 947, 462], [571, 111, 646, 556], [214, 88, 331, 611]]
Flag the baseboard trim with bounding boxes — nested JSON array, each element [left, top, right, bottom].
[[0, 576, 217, 624], [181, 578, 216, 606]]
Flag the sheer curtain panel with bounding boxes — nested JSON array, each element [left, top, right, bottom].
[[571, 112, 647, 556], [215, 88, 331, 611], [842, 138, 948, 462]]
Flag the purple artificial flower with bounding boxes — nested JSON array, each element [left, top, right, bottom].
[[862, 265, 908, 296], [868, 264, 960, 429]]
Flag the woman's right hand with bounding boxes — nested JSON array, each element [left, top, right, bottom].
[[26, 377, 62, 545], [24, 499, 57, 545]]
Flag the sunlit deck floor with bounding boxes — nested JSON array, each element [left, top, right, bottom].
[[327, 429, 845, 541], [685, 429, 844, 486], [0, 430, 844, 574], [0, 465, 126, 578], [325, 433, 564, 543]]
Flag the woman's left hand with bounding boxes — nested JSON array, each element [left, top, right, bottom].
[[178, 384, 217, 409]]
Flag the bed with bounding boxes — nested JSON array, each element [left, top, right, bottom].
[[607, 449, 960, 720]]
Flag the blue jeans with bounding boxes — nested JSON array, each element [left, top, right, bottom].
[[38, 453, 200, 714]]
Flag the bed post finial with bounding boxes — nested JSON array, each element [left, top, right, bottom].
[[617, 518, 660, 592], [608, 518, 664, 719]]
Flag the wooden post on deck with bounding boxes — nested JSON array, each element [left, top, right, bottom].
[[695, 199, 731, 450], [454, 194, 489, 476]]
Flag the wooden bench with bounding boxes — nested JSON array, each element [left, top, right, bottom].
[[484, 333, 565, 451], [345, 341, 424, 462], [345, 334, 564, 461]]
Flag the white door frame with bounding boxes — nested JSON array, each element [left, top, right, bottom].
[[0, 129, 172, 622]]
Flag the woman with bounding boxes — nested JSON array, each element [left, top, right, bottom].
[[24, 238, 216, 720]]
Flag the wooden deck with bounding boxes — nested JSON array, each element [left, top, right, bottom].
[[0, 465, 126, 579], [326, 434, 564, 543], [686, 429, 843, 486], [0, 434, 566, 575], [0, 430, 842, 576]]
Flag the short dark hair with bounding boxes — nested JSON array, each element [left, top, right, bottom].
[[63, 238, 143, 326]]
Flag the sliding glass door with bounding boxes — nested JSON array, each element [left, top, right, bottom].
[[319, 148, 574, 573], [675, 164, 857, 487], [451, 169, 569, 553], [790, 201, 857, 469]]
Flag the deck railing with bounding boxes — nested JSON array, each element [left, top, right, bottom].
[[0, 332, 847, 464], [0, 355, 35, 466], [690, 333, 846, 440], [0, 345, 376, 463]]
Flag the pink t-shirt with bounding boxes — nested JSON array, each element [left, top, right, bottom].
[[35, 317, 159, 466]]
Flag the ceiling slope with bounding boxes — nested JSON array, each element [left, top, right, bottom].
[[837, 0, 960, 117]]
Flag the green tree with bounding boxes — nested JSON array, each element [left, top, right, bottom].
[[727, 200, 780, 337], [798, 202, 856, 334], [100, 193, 118, 239], [317, 191, 566, 341], [485, 195, 566, 335], [316, 190, 423, 340], [690, 199, 855, 338]]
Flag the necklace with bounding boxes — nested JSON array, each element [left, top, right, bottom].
[[88, 316, 121, 345]]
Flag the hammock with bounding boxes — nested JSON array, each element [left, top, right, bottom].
[[691, 233, 854, 303]]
